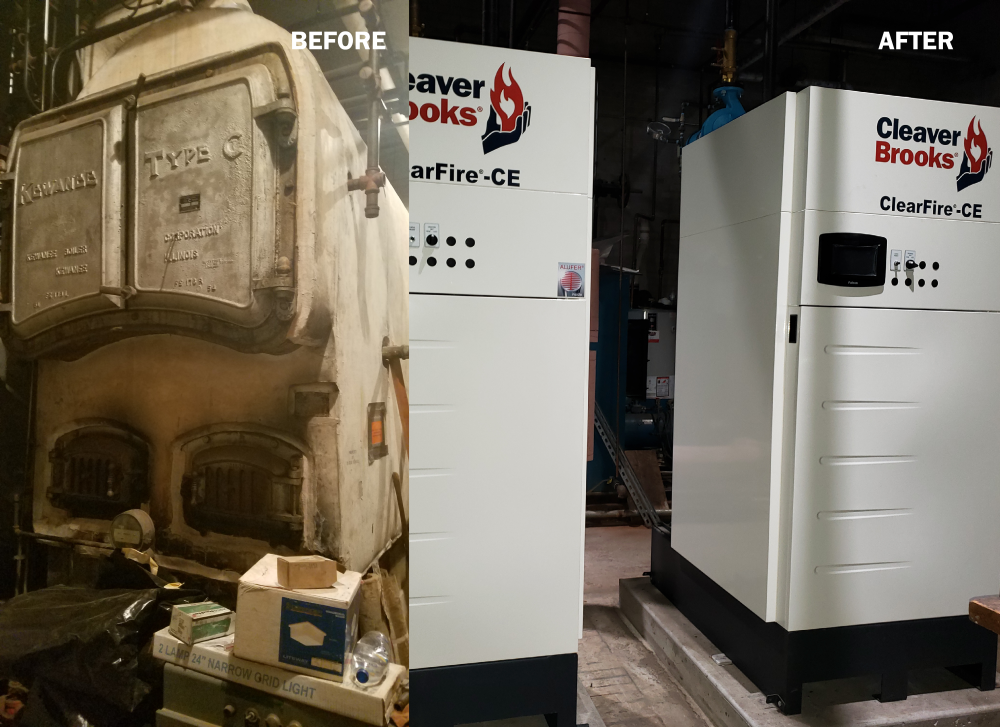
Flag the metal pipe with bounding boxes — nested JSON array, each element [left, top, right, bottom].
[[632, 213, 653, 272], [347, 1, 387, 217], [613, 0, 629, 485], [13, 494, 23, 595], [14, 527, 114, 551], [586, 508, 671, 520], [40, 0, 51, 110], [556, 0, 590, 57], [23, 3, 41, 113], [509, 0, 515, 48], [724, 0, 738, 29], [324, 60, 368, 81], [715, 0, 738, 84], [47, 0, 190, 108], [762, 0, 777, 99], [365, 50, 382, 217], [410, 0, 422, 36], [657, 218, 669, 301]]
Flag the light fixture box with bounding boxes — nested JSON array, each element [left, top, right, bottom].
[[276, 554, 339, 590], [234, 553, 362, 682], [169, 601, 235, 645]]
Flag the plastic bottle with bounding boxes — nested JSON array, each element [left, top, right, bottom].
[[350, 631, 391, 688]]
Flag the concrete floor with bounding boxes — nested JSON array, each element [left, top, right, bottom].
[[463, 525, 709, 727], [583, 525, 653, 608], [579, 525, 712, 727]]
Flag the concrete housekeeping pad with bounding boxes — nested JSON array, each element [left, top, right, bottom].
[[619, 577, 1000, 727]]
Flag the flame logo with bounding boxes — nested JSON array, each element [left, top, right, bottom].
[[490, 64, 524, 133], [965, 117, 989, 174]]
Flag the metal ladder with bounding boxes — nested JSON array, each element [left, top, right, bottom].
[[594, 403, 666, 531]]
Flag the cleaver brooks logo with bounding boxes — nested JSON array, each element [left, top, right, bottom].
[[874, 115, 992, 192], [410, 62, 529, 187], [956, 117, 992, 192], [481, 63, 531, 154], [875, 113, 992, 218]]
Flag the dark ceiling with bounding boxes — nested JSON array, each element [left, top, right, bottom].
[[415, 0, 1000, 109]]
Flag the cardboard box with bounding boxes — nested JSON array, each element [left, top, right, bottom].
[[153, 628, 404, 725], [277, 554, 339, 590], [169, 602, 235, 645], [234, 554, 362, 682]]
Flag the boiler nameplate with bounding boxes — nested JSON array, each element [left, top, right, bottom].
[[12, 121, 107, 324], [134, 82, 255, 307]]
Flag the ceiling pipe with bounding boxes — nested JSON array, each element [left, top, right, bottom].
[[741, 0, 854, 71], [557, 0, 590, 57], [762, 0, 777, 98]]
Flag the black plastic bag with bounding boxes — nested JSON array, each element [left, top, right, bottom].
[[0, 585, 159, 725]]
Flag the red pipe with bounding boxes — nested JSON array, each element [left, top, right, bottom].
[[556, 0, 590, 57]]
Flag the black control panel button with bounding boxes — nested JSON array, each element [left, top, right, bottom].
[[465, 237, 476, 247], [426, 234, 439, 246], [891, 277, 899, 286], [427, 257, 437, 266], [409, 256, 417, 266], [446, 236, 457, 246], [466, 259, 475, 268], [933, 262, 940, 270], [932, 279, 938, 287], [447, 258, 456, 267], [918, 279, 925, 287]]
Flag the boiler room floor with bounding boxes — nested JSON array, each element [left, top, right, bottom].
[[461, 525, 712, 727]]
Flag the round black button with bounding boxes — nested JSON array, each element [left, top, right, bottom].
[[918, 278, 925, 287], [906, 278, 912, 286], [409, 256, 417, 266], [427, 257, 437, 267], [446, 236, 457, 246], [933, 262, 939, 270], [466, 259, 475, 268], [932, 279, 938, 287], [447, 258, 456, 267], [426, 234, 438, 246], [919, 261, 926, 269], [891, 277, 899, 286], [465, 237, 476, 247]]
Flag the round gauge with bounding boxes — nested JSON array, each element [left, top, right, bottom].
[[110, 509, 155, 550]]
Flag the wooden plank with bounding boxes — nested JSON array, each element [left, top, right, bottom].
[[969, 595, 1000, 635], [624, 449, 667, 510]]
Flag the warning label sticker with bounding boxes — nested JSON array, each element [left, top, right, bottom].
[[557, 262, 586, 297]]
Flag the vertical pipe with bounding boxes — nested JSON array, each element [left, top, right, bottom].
[[720, 0, 739, 84], [365, 43, 382, 218], [410, 0, 422, 36], [23, 5, 40, 113], [489, 0, 498, 45], [613, 0, 628, 484], [648, 35, 659, 286], [40, 0, 51, 110], [509, 0, 515, 48], [556, 0, 590, 57], [763, 0, 777, 99], [13, 494, 22, 596]]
